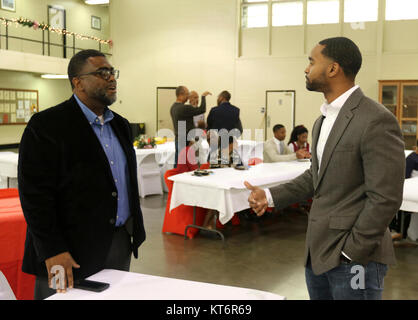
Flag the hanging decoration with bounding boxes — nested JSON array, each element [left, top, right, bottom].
[[0, 17, 113, 47]]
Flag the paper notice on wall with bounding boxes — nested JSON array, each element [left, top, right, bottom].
[[9, 91, 16, 100], [10, 114, 16, 123], [24, 100, 30, 110], [17, 91, 23, 99], [18, 100, 23, 109], [4, 91, 10, 100], [10, 103, 16, 113], [25, 109, 30, 117], [24, 92, 30, 100], [31, 92, 37, 100], [4, 103, 10, 112], [17, 109, 25, 119]]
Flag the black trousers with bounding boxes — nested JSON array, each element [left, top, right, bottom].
[[34, 225, 132, 300]]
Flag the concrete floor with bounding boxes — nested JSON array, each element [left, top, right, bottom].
[[131, 193, 418, 300]]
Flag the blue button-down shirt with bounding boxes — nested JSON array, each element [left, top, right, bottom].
[[74, 94, 131, 226]]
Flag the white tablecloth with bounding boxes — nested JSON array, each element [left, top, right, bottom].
[[169, 161, 311, 224], [46, 269, 285, 300], [400, 177, 418, 241]]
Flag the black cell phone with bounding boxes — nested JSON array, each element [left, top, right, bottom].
[[74, 279, 110, 292]]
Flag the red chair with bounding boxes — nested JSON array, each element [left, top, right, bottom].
[[248, 157, 263, 166], [162, 164, 209, 239]]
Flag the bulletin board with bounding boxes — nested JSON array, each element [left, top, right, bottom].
[[0, 88, 39, 125]]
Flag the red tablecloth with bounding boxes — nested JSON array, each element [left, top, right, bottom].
[[0, 188, 35, 300]]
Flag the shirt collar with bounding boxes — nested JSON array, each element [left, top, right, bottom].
[[320, 85, 359, 117], [74, 94, 114, 125], [273, 136, 282, 145]]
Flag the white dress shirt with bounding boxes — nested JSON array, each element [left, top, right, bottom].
[[273, 137, 285, 155], [263, 85, 360, 260]]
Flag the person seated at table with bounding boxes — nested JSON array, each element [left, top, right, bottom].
[[176, 140, 199, 174], [264, 124, 311, 163], [203, 135, 242, 229], [390, 140, 418, 241], [207, 134, 243, 167], [288, 125, 310, 153]]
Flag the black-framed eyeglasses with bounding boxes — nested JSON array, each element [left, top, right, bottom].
[[77, 68, 119, 80]]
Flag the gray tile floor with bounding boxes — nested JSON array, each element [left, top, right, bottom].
[[131, 193, 418, 300]]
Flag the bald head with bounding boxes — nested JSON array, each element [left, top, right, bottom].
[[189, 91, 199, 106], [176, 86, 189, 103]]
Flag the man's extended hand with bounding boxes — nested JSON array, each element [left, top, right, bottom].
[[244, 181, 268, 216], [45, 251, 80, 293]]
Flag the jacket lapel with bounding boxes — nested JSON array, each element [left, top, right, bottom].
[[311, 115, 324, 187], [67, 96, 115, 186], [315, 88, 364, 189]]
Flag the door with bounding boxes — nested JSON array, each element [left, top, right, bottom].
[[156, 87, 176, 135], [265, 90, 295, 141]]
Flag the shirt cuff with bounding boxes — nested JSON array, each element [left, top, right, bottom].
[[264, 188, 275, 208], [341, 251, 352, 261]]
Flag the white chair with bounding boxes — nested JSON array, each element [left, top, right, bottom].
[[248, 142, 264, 161], [238, 143, 255, 164], [137, 153, 164, 198], [160, 153, 175, 193], [0, 155, 18, 189], [0, 271, 16, 300]]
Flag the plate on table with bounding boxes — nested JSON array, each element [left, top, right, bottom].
[[192, 169, 211, 176], [233, 165, 247, 170], [297, 158, 311, 162]]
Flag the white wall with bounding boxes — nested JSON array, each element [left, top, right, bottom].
[[110, 0, 418, 142]]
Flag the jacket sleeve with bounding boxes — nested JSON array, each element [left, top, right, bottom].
[[18, 115, 69, 262], [342, 111, 405, 263], [182, 96, 207, 117], [269, 166, 314, 208], [264, 141, 297, 163]]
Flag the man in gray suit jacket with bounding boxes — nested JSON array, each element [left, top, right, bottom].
[[245, 37, 405, 300], [264, 124, 310, 162]]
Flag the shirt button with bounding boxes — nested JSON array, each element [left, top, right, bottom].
[[109, 218, 115, 224], [112, 192, 117, 197], [111, 161, 114, 165], [114, 179, 118, 182], [106, 144, 109, 148]]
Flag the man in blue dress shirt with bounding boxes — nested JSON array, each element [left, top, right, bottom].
[[18, 50, 146, 299]]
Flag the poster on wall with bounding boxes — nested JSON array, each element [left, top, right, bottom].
[[0, 0, 16, 12], [0, 88, 38, 125]]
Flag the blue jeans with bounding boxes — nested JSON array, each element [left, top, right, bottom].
[[305, 257, 388, 300]]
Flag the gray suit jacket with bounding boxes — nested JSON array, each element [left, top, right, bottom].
[[269, 88, 405, 275], [263, 138, 297, 163]]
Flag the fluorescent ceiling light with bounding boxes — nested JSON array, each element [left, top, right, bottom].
[[85, 0, 109, 4], [41, 74, 68, 79]]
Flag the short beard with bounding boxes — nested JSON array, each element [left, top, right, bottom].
[[306, 74, 327, 92], [92, 87, 116, 106]]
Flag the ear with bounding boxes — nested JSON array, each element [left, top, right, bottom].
[[328, 62, 340, 78], [72, 77, 84, 91]]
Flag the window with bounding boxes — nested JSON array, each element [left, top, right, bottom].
[[386, 0, 418, 21], [307, 0, 339, 25], [272, 1, 303, 26], [242, 4, 268, 28], [344, 0, 378, 23]]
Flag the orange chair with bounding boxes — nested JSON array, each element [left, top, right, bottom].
[[161, 165, 209, 239]]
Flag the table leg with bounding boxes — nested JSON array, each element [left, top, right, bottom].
[[184, 207, 225, 244]]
